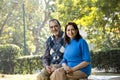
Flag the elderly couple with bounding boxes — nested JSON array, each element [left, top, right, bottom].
[[37, 19, 91, 80]]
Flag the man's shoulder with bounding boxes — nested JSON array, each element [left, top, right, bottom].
[[46, 36, 53, 43]]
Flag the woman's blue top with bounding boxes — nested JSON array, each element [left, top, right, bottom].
[[62, 38, 91, 76]]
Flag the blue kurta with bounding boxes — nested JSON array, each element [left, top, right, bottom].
[[62, 38, 91, 76]]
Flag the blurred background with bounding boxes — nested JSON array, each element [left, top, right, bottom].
[[0, 0, 120, 79]]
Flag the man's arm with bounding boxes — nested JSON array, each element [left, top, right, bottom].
[[42, 38, 53, 74], [42, 39, 51, 67]]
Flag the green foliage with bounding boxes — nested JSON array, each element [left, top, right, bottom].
[[1, 0, 120, 55], [14, 55, 43, 74], [0, 44, 21, 74], [0, 0, 120, 74], [52, 0, 120, 51], [91, 48, 120, 73], [0, 44, 43, 74], [0, 0, 51, 55]]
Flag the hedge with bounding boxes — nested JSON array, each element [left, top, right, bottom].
[[0, 44, 21, 74], [91, 48, 120, 73], [0, 44, 120, 74]]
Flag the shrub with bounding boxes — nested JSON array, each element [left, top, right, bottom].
[[14, 55, 43, 74], [0, 44, 21, 74], [91, 48, 120, 73]]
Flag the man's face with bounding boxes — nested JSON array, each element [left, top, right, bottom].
[[49, 21, 61, 37]]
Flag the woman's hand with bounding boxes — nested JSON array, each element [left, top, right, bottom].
[[62, 63, 73, 73]]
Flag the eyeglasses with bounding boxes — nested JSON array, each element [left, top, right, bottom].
[[50, 25, 59, 29]]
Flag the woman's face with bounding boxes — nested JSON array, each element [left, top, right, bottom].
[[66, 25, 77, 39]]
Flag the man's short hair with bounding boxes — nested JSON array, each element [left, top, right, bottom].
[[49, 19, 61, 27]]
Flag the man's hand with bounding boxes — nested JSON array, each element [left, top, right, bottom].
[[51, 67, 57, 72], [45, 66, 52, 74]]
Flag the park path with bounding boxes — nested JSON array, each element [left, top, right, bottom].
[[0, 69, 120, 80], [0, 74, 120, 80], [88, 75, 120, 80]]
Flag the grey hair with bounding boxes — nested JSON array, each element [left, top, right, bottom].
[[49, 19, 61, 27]]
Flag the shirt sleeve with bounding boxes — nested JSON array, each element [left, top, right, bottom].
[[80, 39, 91, 62], [62, 56, 67, 64], [42, 39, 51, 67]]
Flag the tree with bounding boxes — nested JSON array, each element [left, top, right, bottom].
[[51, 0, 120, 51], [0, 0, 53, 55]]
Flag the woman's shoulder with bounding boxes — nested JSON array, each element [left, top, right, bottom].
[[78, 38, 87, 43], [79, 38, 84, 41]]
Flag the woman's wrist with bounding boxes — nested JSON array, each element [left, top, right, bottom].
[[71, 68, 75, 72], [62, 63, 67, 67], [72, 66, 80, 72]]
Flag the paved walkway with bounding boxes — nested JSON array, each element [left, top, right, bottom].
[[86, 68, 120, 80], [0, 75, 120, 80], [88, 75, 120, 80], [0, 72, 120, 80]]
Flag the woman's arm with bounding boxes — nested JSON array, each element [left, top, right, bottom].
[[71, 61, 89, 72]]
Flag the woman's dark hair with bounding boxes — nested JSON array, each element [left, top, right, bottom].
[[64, 22, 82, 44]]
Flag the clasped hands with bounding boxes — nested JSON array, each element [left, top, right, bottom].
[[63, 65, 78, 79], [45, 65, 58, 74], [63, 65, 73, 74]]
